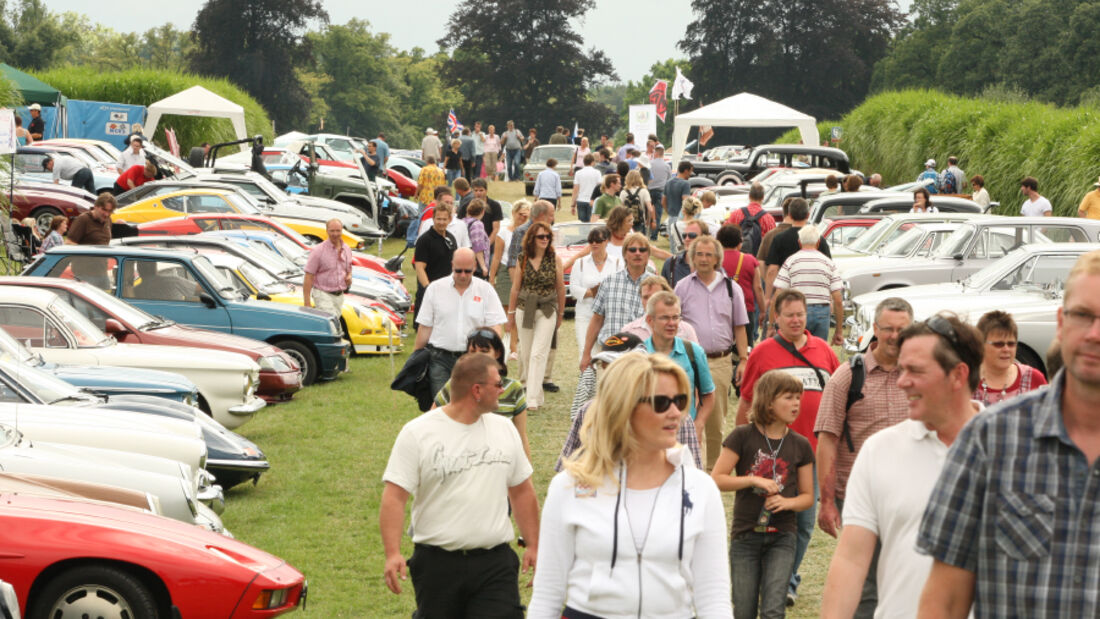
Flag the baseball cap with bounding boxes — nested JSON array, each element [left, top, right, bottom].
[[28, 103, 41, 111], [925, 158, 936, 168], [592, 332, 644, 365]]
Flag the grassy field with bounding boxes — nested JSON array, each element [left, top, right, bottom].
[[224, 180, 836, 616]]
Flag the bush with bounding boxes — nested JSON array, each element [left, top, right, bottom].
[[33, 67, 272, 153]]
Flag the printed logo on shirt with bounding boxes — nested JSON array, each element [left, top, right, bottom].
[[429, 443, 512, 484], [777, 366, 826, 392], [574, 484, 598, 499], [473, 296, 481, 302]]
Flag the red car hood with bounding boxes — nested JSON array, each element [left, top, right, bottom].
[[159, 323, 286, 356]]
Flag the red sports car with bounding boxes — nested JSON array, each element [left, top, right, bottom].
[[385, 169, 417, 198], [11, 183, 94, 233], [1, 492, 306, 617], [1, 277, 303, 403], [820, 216, 881, 248], [135, 213, 404, 280]]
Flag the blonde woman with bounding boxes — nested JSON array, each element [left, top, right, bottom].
[[508, 221, 565, 410], [619, 169, 655, 234], [673, 196, 718, 249], [572, 136, 591, 172], [529, 352, 731, 618], [491, 200, 530, 358]]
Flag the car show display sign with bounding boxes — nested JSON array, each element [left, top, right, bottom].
[[629, 104, 657, 141], [0, 109, 15, 154]]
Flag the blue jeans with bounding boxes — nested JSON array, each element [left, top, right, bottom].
[[648, 188, 664, 239], [473, 154, 484, 178], [790, 465, 819, 595], [667, 214, 680, 253], [806, 303, 831, 342], [576, 201, 592, 222], [746, 306, 759, 347], [446, 169, 461, 185], [731, 531, 797, 619], [506, 149, 523, 181]]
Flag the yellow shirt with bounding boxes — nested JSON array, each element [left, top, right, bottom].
[[416, 164, 446, 205], [1079, 189, 1100, 219]]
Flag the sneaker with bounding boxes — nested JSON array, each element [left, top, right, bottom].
[[542, 382, 560, 393], [786, 591, 797, 607]]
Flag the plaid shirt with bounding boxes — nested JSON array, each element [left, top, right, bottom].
[[590, 268, 645, 342], [917, 371, 1100, 617]]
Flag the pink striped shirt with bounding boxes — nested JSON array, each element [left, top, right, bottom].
[[304, 240, 352, 293]]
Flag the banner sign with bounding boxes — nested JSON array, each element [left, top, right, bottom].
[[628, 105, 657, 143]]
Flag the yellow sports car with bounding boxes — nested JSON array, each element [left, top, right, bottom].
[[204, 252, 402, 355], [114, 189, 365, 250]]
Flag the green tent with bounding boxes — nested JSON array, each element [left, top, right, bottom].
[[0, 63, 65, 106]]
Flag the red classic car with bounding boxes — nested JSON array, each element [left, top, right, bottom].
[[385, 168, 417, 198], [820, 216, 881, 248], [135, 213, 403, 279], [1, 491, 306, 617], [11, 183, 94, 232], [0, 277, 303, 403]]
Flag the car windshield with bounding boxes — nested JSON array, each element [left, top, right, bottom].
[[530, 146, 574, 163], [47, 300, 110, 347], [877, 227, 929, 257], [273, 237, 308, 263], [144, 142, 196, 180], [934, 224, 978, 258], [0, 328, 37, 364], [967, 251, 1081, 291], [71, 284, 163, 329], [240, 261, 290, 293], [245, 240, 303, 273], [0, 356, 90, 405], [225, 193, 260, 214], [192, 255, 237, 299], [847, 219, 893, 253]]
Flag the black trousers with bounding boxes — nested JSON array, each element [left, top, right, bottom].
[[71, 168, 97, 195], [409, 543, 523, 619]]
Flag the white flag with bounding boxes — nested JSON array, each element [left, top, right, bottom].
[[671, 67, 694, 100]]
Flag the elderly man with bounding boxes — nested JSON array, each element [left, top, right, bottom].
[[814, 297, 914, 617], [917, 250, 1100, 617], [772, 224, 844, 345], [415, 248, 507, 398], [579, 233, 652, 371], [676, 233, 749, 471], [303, 219, 353, 317], [822, 314, 983, 619], [44, 155, 96, 195], [421, 128, 442, 163], [382, 353, 539, 618]]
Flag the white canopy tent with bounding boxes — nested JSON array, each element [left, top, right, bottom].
[[143, 85, 248, 149], [669, 92, 818, 164]]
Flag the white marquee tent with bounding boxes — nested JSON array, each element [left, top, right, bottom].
[[669, 92, 818, 164], [143, 85, 248, 146]]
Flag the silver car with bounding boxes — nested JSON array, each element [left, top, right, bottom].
[[832, 212, 989, 259], [838, 222, 970, 297]]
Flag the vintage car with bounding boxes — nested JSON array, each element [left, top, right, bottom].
[[810, 191, 914, 225], [0, 277, 301, 403], [35, 138, 123, 171], [821, 216, 881, 248], [0, 286, 267, 428], [524, 144, 578, 195], [13, 147, 116, 195], [837, 222, 969, 297], [0, 471, 157, 515], [205, 252, 402, 355], [699, 168, 851, 225], [858, 195, 987, 216], [7, 182, 94, 234], [552, 221, 604, 304], [0, 491, 306, 617], [845, 243, 1100, 375], [838, 216, 1100, 292], [690, 144, 850, 185], [26, 246, 349, 386], [833, 212, 989, 259]]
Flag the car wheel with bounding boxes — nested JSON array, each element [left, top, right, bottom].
[[32, 206, 62, 236], [717, 172, 744, 186], [274, 339, 319, 385], [29, 564, 162, 619], [1016, 344, 1046, 378], [524, 184, 534, 196]]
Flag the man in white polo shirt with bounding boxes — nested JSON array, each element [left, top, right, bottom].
[[415, 247, 507, 398]]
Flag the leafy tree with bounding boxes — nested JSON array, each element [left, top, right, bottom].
[[390, 48, 465, 146], [617, 59, 692, 146], [2, 0, 79, 70], [189, 0, 328, 132], [437, 0, 618, 138]]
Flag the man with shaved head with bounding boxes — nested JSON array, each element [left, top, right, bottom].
[[415, 247, 508, 398], [304, 218, 353, 316]]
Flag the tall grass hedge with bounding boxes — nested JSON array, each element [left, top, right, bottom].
[[34, 68, 273, 153], [781, 89, 1100, 216]]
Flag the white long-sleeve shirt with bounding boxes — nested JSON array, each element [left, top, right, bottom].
[[529, 448, 733, 619], [568, 254, 623, 303]]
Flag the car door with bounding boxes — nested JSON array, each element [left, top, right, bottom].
[[0, 303, 98, 367], [953, 224, 1030, 280], [120, 258, 233, 333]]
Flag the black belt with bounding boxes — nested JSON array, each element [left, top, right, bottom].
[[316, 289, 344, 295], [414, 542, 508, 557], [705, 350, 731, 359], [428, 345, 463, 357]]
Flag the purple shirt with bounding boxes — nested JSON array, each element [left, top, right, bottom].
[[304, 239, 352, 293], [674, 271, 749, 355]]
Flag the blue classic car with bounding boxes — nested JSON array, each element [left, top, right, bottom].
[[25, 245, 350, 385]]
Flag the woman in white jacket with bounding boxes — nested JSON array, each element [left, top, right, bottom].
[[568, 225, 623, 357], [529, 352, 732, 619]]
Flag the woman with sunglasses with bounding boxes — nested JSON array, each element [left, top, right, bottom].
[[570, 226, 624, 356], [432, 328, 530, 459], [974, 310, 1046, 405], [491, 200, 531, 358], [529, 352, 732, 618], [672, 196, 718, 251], [605, 205, 673, 263], [508, 221, 566, 411]]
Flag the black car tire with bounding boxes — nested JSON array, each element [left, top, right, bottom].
[[29, 564, 162, 619], [1015, 344, 1046, 379], [524, 183, 534, 196], [717, 172, 745, 186], [31, 206, 62, 235], [274, 339, 319, 386]]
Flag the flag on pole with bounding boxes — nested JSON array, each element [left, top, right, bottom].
[[671, 67, 694, 100], [165, 127, 180, 157], [699, 124, 714, 146], [648, 80, 668, 122], [447, 109, 464, 135]]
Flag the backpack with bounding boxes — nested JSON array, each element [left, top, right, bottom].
[[739, 207, 766, 255], [940, 169, 958, 194], [623, 188, 646, 226], [841, 353, 866, 452]]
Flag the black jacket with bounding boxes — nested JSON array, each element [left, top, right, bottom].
[[391, 347, 434, 411]]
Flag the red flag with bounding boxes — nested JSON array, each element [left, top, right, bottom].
[[165, 127, 180, 157], [699, 125, 714, 146], [648, 80, 668, 122]]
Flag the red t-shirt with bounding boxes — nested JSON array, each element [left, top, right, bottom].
[[725, 202, 777, 236], [115, 165, 149, 190], [722, 249, 759, 312], [739, 332, 840, 450]]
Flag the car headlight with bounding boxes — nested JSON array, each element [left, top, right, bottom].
[[258, 354, 292, 372], [183, 390, 198, 407], [330, 317, 342, 335], [244, 373, 257, 398]]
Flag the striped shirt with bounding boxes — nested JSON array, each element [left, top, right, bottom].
[[917, 371, 1100, 617], [773, 248, 842, 305]]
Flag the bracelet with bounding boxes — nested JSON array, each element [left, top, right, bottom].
[[507, 311, 516, 315]]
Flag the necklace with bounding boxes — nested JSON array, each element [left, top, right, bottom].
[[620, 464, 664, 557], [761, 424, 788, 470]]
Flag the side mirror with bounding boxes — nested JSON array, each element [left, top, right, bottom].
[[384, 255, 405, 273], [199, 293, 217, 309], [953, 253, 964, 261], [256, 291, 272, 301], [103, 318, 129, 335]]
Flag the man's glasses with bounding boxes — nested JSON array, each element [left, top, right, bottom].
[[478, 380, 505, 389], [986, 340, 1017, 349], [683, 232, 699, 240], [1064, 308, 1100, 330], [453, 268, 474, 274], [468, 328, 497, 340], [534, 234, 551, 241], [640, 393, 689, 413], [626, 246, 649, 253], [925, 315, 958, 344]]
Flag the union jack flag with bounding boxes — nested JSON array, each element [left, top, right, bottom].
[[447, 108, 464, 135]]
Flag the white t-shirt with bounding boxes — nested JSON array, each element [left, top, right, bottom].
[[573, 166, 602, 205], [417, 275, 507, 352], [119, 148, 146, 171], [842, 419, 950, 619], [569, 254, 624, 301], [383, 408, 532, 551], [1021, 196, 1052, 216], [418, 217, 471, 248]]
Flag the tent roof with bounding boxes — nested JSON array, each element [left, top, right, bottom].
[[147, 85, 244, 116], [669, 92, 819, 163], [0, 63, 63, 105]]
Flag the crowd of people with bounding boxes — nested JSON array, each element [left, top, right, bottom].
[[383, 130, 1100, 617]]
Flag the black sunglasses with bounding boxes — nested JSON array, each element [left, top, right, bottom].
[[534, 234, 551, 241], [640, 393, 689, 413], [626, 246, 649, 253], [453, 268, 474, 274], [683, 232, 699, 240], [468, 328, 497, 340], [925, 315, 957, 344]]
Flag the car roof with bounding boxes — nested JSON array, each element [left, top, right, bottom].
[[131, 188, 235, 200], [753, 144, 848, 159], [0, 285, 63, 304], [58, 243, 201, 259]]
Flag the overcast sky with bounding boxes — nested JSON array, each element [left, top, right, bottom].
[[44, 0, 696, 83]]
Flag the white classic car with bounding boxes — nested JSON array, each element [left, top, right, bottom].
[[832, 212, 989, 260], [845, 243, 1100, 375], [0, 287, 265, 429], [838, 222, 970, 297]]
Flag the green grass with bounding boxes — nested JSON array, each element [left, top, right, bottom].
[[223, 181, 834, 617]]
